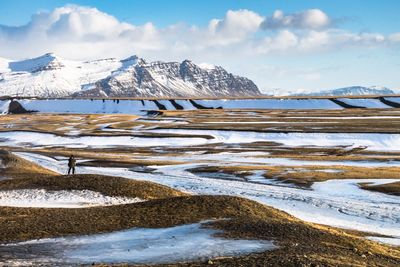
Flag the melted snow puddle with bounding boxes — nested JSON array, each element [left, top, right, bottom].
[[0, 189, 143, 208], [0, 222, 276, 265]]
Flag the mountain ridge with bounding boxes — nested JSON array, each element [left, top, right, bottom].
[[0, 53, 261, 98], [289, 86, 395, 97]]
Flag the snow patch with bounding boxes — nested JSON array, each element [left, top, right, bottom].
[[198, 63, 216, 70], [337, 98, 391, 108], [16, 152, 400, 244], [367, 236, 400, 246], [0, 131, 208, 149], [0, 189, 143, 208], [0, 100, 10, 114], [0, 222, 276, 265], [151, 129, 400, 152]]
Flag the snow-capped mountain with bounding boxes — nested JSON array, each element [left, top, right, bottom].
[[0, 53, 260, 98], [291, 86, 395, 96]]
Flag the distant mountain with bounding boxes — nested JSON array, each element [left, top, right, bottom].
[[0, 53, 261, 98], [291, 86, 395, 97]]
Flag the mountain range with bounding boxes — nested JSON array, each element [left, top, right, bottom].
[[0, 53, 261, 98], [290, 86, 395, 97], [0, 53, 397, 98]]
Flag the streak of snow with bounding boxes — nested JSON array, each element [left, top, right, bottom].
[[0, 131, 208, 148], [150, 129, 400, 152], [0, 189, 143, 208], [367, 236, 400, 246]]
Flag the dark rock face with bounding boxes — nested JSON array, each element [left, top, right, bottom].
[[8, 100, 32, 114], [74, 58, 261, 98]]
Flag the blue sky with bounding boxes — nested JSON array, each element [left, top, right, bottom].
[[0, 0, 399, 93], [1, 0, 400, 32]]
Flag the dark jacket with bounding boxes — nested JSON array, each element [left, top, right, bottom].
[[68, 157, 76, 168]]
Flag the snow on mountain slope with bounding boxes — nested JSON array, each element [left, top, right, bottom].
[[0, 57, 10, 73], [0, 54, 261, 98], [9, 53, 65, 72], [292, 86, 395, 96], [0, 53, 122, 97], [75, 58, 260, 98]]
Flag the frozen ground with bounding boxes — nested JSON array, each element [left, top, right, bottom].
[[150, 129, 400, 152], [0, 222, 275, 265], [151, 151, 400, 168], [15, 152, 400, 245], [0, 189, 143, 208], [2, 108, 400, 251], [4, 97, 400, 115], [3, 130, 400, 153], [0, 131, 208, 148]]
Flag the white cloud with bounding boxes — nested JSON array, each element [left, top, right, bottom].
[[0, 5, 397, 66], [388, 32, 400, 43], [0, 5, 163, 59], [254, 30, 298, 54], [0, 6, 266, 60], [261, 9, 330, 30], [207, 9, 263, 44], [0, 4, 399, 94], [252, 29, 390, 55]]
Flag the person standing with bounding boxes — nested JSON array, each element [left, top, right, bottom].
[[68, 155, 76, 175]]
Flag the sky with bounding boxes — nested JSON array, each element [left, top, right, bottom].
[[0, 0, 399, 94]]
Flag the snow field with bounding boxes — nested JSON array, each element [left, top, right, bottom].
[[336, 98, 391, 108], [14, 152, 400, 245], [3, 130, 400, 153], [3, 97, 400, 115]]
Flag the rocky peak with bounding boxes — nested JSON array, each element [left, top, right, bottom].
[[9, 53, 65, 73], [121, 55, 146, 65]]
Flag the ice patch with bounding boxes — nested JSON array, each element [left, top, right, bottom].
[[0, 222, 276, 265]]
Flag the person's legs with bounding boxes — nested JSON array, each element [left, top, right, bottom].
[[72, 167, 75, 175], [68, 167, 71, 175]]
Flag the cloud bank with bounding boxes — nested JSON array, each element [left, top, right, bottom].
[[0, 4, 399, 93], [261, 9, 331, 29], [0, 5, 398, 61]]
